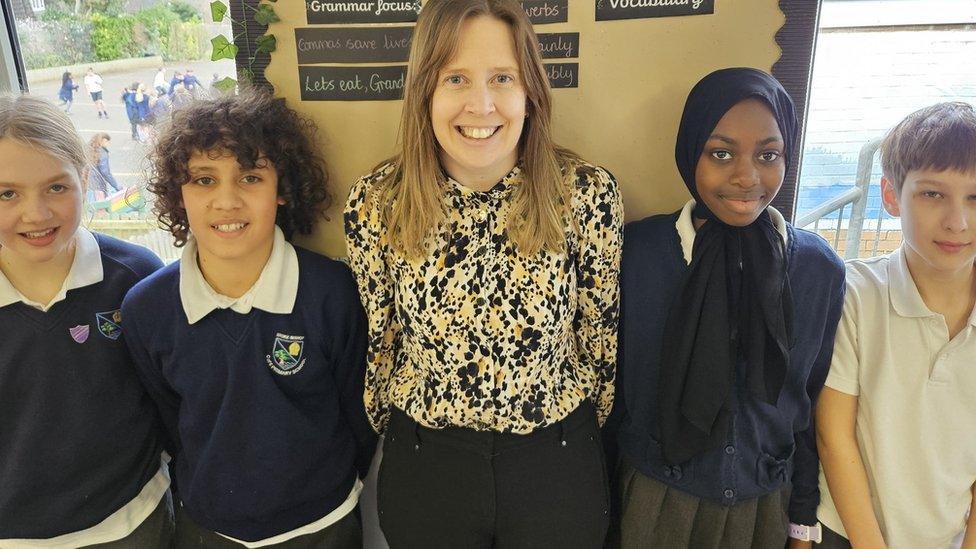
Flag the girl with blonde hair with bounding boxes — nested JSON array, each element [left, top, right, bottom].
[[0, 94, 171, 546], [345, 0, 623, 546]]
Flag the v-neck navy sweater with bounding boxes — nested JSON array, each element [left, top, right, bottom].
[[605, 211, 845, 525], [0, 234, 164, 538], [121, 247, 375, 541]]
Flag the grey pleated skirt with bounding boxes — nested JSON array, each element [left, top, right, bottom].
[[610, 461, 790, 549]]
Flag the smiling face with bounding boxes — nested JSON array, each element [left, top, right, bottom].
[[181, 149, 284, 270], [430, 15, 527, 189], [882, 168, 976, 280], [694, 98, 786, 226], [0, 138, 84, 269]]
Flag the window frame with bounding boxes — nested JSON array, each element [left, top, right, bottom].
[[771, 0, 824, 224]]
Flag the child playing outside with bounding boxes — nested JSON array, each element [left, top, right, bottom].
[[88, 132, 123, 200], [816, 102, 976, 549], [57, 71, 78, 114]]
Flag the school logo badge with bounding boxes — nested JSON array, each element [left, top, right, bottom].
[[69, 324, 90, 344], [95, 310, 122, 340], [266, 332, 306, 375]]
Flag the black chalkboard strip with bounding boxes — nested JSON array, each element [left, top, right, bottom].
[[300, 65, 407, 101], [594, 0, 714, 21], [544, 63, 578, 88], [537, 33, 580, 59], [306, 0, 421, 24], [521, 0, 569, 24], [296, 27, 413, 64]]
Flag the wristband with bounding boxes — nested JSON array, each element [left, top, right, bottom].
[[788, 522, 822, 543]]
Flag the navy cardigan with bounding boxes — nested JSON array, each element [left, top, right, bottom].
[[606, 211, 845, 525]]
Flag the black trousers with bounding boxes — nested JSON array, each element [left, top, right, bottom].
[[377, 401, 610, 549], [84, 490, 175, 548], [815, 524, 852, 548]]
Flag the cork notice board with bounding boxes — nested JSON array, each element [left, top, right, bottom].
[[262, 1, 787, 257]]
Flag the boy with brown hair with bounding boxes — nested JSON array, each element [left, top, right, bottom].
[[816, 101, 976, 548]]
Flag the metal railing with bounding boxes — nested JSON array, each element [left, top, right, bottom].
[[796, 137, 894, 259]]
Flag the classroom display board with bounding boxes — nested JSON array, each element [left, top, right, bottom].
[[264, 0, 785, 258]]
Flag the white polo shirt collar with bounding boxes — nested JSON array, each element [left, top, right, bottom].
[[179, 226, 298, 324], [675, 199, 789, 265], [887, 246, 936, 318], [887, 246, 976, 327], [0, 227, 103, 311]]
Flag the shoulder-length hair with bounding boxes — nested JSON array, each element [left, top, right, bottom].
[[375, 0, 578, 258]]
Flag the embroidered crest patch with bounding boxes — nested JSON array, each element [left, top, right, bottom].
[[95, 310, 122, 340], [69, 324, 90, 343], [266, 332, 306, 375]]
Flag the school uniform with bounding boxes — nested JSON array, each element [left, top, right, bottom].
[[57, 78, 77, 103], [89, 146, 122, 195], [0, 229, 172, 548], [345, 160, 623, 548], [816, 247, 976, 548], [121, 92, 140, 139], [85, 73, 104, 102], [608, 200, 845, 547], [121, 227, 375, 547]]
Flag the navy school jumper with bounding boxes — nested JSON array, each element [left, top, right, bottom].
[[122, 246, 376, 541], [0, 234, 164, 538], [605, 211, 845, 525]]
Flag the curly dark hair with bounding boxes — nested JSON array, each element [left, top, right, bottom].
[[149, 87, 331, 247]]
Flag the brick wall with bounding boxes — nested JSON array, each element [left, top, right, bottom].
[[813, 228, 903, 258]]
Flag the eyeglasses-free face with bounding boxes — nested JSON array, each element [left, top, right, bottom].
[[431, 15, 527, 190]]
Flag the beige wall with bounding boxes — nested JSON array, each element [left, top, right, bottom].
[[264, 1, 784, 257]]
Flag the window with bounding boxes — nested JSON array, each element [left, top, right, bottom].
[[795, 0, 976, 258], [4, 0, 236, 262]]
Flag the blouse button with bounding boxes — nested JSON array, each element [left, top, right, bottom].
[[723, 489, 735, 499], [724, 445, 735, 455]]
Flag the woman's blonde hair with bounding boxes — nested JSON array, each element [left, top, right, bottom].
[[375, 0, 578, 258], [0, 93, 88, 180]]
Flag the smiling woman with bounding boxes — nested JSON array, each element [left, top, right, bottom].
[[343, 0, 623, 547]]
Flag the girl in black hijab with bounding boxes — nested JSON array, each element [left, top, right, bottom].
[[606, 68, 846, 548]]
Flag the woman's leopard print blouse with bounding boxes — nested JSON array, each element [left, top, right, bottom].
[[344, 161, 623, 434]]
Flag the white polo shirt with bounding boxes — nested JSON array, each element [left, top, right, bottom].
[[817, 246, 976, 548], [84, 73, 103, 94], [179, 226, 362, 546]]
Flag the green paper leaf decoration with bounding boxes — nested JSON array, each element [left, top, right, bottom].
[[210, 34, 238, 61], [255, 34, 277, 54], [253, 4, 280, 25], [210, 1, 227, 22], [213, 77, 237, 93]]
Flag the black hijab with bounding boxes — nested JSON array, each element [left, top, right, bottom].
[[658, 68, 798, 465]]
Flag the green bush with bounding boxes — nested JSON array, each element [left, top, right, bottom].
[[84, 0, 127, 17], [16, 18, 92, 69], [38, 7, 74, 22], [168, 1, 201, 23], [166, 21, 205, 61], [90, 13, 137, 61], [134, 5, 179, 57], [132, 5, 203, 61]]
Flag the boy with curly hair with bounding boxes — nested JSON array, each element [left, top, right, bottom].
[[122, 89, 376, 548]]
